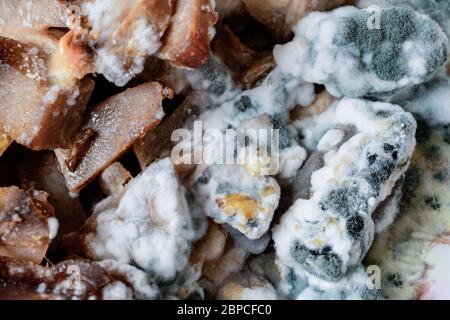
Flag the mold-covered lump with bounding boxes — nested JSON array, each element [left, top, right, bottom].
[[273, 98, 417, 282], [274, 6, 448, 97], [65, 158, 197, 282], [196, 69, 308, 179], [358, 0, 450, 39], [277, 262, 383, 300], [193, 165, 280, 240]]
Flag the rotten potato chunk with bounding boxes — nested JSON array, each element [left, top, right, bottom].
[[243, 0, 352, 38], [134, 93, 201, 169], [0, 187, 56, 264], [216, 0, 245, 19], [217, 272, 277, 300], [0, 0, 68, 35], [18, 153, 87, 241], [193, 165, 281, 240], [98, 162, 132, 196], [200, 237, 250, 297], [157, 0, 218, 68], [0, 35, 95, 150], [56, 82, 168, 193], [49, 28, 96, 90], [0, 256, 150, 300], [212, 26, 274, 88], [80, 0, 175, 86]]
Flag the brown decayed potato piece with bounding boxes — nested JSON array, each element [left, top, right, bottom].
[[0, 256, 114, 300], [98, 162, 132, 196], [77, 0, 175, 86], [0, 0, 68, 34], [134, 93, 201, 170], [216, 273, 276, 300], [56, 82, 170, 193], [243, 0, 353, 39], [198, 229, 249, 296], [158, 0, 218, 68], [84, 0, 174, 52], [216, 0, 245, 19], [190, 220, 229, 267], [0, 35, 95, 150], [18, 153, 87, 240], [0, 187, 55, 264], [212, 25, 275, 88], [49, 28, 96, 90]]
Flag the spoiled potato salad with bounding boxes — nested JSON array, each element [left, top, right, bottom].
[[0, 1, 450, 300]]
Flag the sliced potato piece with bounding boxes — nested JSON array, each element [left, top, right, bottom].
[[212, 25, 274, 88], [0, 187, 56, 264], [157, 0, 218, 68], [98, 162, 132, 196], [56, 82, 169, 193], [0, 0, 68, 34], [134, 93, 201, 169], [200, 239, 249, 296], [0, 35, 95, 150], [216, 0, 245, 19], [18, 153, 88, 240], [190, 220, 228, 267]]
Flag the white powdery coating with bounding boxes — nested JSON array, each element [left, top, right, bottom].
[[278, 144, 308, 179], [206, 69, 308, 178], [274, 6, 448, 98], [317, 129, 346, 152], [391, 75, 450, 125], [85, 158, 196, 281], [273, 98, 417, 281], [194, 165, 280, 240], [98, 260, 159, 300], [82, 0, 162, 86], [101, 281, 134, 300]]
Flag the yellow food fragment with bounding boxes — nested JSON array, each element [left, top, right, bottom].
[[217, 194, 262, 220]]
